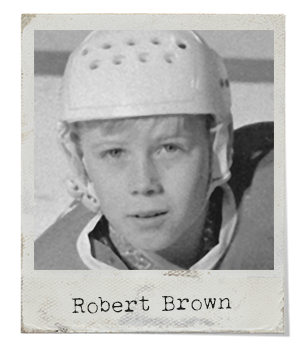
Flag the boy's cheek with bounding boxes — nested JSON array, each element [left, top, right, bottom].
[[94, 186, 129, 216]]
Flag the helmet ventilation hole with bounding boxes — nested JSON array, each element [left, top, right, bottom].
[[102, 43, 112, 49], [113, 55, 125, 65], [89, 60, 100, 70], [151, 38, 160, 45], [138, 53, 149, 63], [177, 42, 187, 49], [164, 54, 174, 64], [82, 48, 88, 56]]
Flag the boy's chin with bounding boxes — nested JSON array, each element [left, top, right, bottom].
[[125, 233, 176, 252]]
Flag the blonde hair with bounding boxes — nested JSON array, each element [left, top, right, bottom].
[[70, 114, 214, 143]]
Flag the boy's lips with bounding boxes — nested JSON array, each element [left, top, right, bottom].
[[127, 210, 169, 231], [129, 210, 168, 219]]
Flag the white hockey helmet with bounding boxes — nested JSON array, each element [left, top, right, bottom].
[[59, 30, 233, 211]]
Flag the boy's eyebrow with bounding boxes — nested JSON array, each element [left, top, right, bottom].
[[151, 129, 194, 142], [154, 131, 192, 139], [88, 135, 132, 148], [88, 132, 194, 147], [90, 140, 127, 148], [84, 121, 196, 147]]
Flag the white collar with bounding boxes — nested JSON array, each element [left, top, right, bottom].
[[76, 184, 237, 270]]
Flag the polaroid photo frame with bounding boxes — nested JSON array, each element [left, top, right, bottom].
[[22, 14, 285, 333]]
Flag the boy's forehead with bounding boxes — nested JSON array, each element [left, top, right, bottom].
[[79, 115, 206, 138]]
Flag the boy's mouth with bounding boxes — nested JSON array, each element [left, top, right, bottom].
[[131, 210, 168, 219]]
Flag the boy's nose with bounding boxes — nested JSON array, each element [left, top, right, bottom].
[[130, 156, 163, 196]]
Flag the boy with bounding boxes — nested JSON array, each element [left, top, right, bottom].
[[35, 31, 273, 270]]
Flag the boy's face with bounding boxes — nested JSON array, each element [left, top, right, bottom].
[[79, 115, 211, 252]]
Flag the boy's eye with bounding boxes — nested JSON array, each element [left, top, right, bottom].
[[104, 148, 124, 158], [162, 144, 180, 153]]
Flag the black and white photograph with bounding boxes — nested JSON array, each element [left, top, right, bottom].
[[21, 14, 285, 334], [34, 30, 274, 271]]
